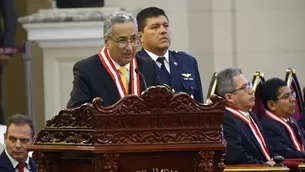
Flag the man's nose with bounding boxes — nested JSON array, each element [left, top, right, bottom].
[[15, 139, 22, 147], [160, 25, 167, 34]]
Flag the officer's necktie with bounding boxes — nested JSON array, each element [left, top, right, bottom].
[[118, 67, 128, 93], [17, 162, 25, 172], [157, 57, 170, 85]]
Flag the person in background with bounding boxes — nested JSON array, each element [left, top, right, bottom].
[[0, 114, 36, 172], [215, 67, 275, 166], [0, 0, 17, 124], [136, 7, 204, 103], [260, 78, 305, 158]]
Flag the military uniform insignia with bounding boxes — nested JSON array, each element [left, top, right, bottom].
[[181, 73, 191, 78]]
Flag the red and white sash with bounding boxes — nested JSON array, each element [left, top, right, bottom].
[[98, 47, 140, 98], [226, 106, 271, 161], [265, 110, 304, 152]]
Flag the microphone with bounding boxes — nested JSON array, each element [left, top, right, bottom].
[[135, 68, 148, 90]]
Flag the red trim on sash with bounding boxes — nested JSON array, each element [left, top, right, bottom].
[[98, 47, 140, 98], [265, 110, 304, 152], [226, 106, 271, 161]]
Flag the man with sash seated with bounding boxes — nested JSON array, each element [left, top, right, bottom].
[[260, 78, 305, 158], [215, 67, 275, 166], [67, 11, 162, 108], [136, 7, 204, 103]]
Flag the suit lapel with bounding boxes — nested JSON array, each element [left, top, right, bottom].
[[98, 62, 120, 104], [169, 51, 180, 89], [247, 113, 267, 158], [0, 151, 15, 172]]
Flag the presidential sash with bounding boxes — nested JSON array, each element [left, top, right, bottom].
[[265, 110, 304, 152], [98, 47, 140, 98], [226, 106, 271, 161]]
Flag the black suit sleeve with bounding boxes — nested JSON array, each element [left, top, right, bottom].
[[223, 114, 265, 164], [264, 123, 305, 158], [67, 62, 91, 108], [0, 0, 17, 47]]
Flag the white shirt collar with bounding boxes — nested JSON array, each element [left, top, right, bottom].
[[239, 110, 250, 118], [107, 50, 130, 71], [5, 149, 30, 170], [144, 49, 169, 63]]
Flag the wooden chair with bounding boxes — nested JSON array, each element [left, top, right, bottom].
[[251, 71, 266, 119], [285, 68, 304, 120], [205, 72, 218, 104]]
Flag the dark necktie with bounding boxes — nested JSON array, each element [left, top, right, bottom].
[[287, 118, 302, 144], [156, 57, 170, 85], [17, 162, 25, 172]]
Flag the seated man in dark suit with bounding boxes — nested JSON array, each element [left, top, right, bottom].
[[67, 11, 162, 108], [260, 78, 305, 158], [136, 7, 204, 103], [0, 114, 36, 172], [216, 67, 274, 166]]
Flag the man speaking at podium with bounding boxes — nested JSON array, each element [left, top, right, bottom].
[[67, 11, 162, 108]]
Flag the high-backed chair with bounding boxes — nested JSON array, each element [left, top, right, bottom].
[[285, 68, 304, 120], [205, 72, 218, 104], [251, 71, 265, 119]]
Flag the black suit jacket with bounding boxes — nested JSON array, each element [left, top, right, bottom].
[[67, 54, 162, 108], [0, 150, 37, 172], [223, 109, 269, 164], [0, 0, 17, 47], [137, 49, 204, 103], [261, 115, 305, 158]]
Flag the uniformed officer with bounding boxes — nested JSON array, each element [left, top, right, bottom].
[[136, 7, 204, 103]]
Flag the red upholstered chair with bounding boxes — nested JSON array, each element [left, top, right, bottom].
[[285, 68, 304, 120], [205, 72, 218, 104], [251, 71, 266, 119]]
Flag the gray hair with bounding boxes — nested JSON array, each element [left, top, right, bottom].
[[104, 11, 138, 37], [216, 67, 242, 98], [7, 114, 35, 138]]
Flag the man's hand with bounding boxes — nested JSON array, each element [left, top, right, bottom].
[[0, 54, 10, 64], [266, 160, 275, 167]]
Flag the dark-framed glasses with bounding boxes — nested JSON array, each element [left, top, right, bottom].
[[277, 91, 296, 101], [228, 82, 253, 93], [109, 36, 139, 48]]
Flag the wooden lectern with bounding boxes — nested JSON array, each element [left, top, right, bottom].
[[28, 86, 226, 172]]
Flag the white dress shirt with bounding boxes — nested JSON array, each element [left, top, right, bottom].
[[144, 49, 170, 73], [5, 149, 31, 172]]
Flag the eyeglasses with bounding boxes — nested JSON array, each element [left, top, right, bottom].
[[228, 82, 253, 93], [109, 37, 139, 48], [277, 91, 296, 101]]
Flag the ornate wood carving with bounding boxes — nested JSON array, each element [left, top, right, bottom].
[[95, 130, 222, 145], [29, 86, 225, 172], [102, 153, 120, 172], [46, 103, 94, 128], [35, 130, 92, 145], [32, 152, 51, 172], [197, 150, 215, 172]]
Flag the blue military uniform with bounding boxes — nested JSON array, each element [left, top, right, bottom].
[[137, 48, 204, 103]]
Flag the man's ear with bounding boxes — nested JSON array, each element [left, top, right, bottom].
[[3, 132, 6, 139], [104, 36, 109, 48], [224, 93, 233, 103], [138, 32, 144, 44], [267, 100, 276, 111]]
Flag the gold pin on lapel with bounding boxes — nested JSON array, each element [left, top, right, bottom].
[[181, 73, 191, 78]]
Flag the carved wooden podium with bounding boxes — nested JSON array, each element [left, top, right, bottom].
[[28, 86, 225, 172]]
